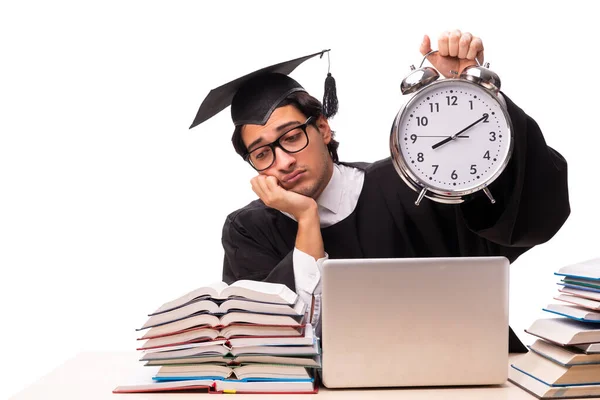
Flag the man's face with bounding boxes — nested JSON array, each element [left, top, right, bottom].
[[241, 105, 334, 199]]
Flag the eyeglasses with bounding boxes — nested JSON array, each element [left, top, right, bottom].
[[244, 117, 313, 171]]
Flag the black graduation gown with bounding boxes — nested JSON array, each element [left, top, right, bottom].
[[221, 94, 570, 353]]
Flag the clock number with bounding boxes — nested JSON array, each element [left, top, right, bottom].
[[432, 164, 439, 174], [429, 103, 439, 113], [489, 131, 497, 141], [470, 165, 477, 175], [416, 116, 428, 126], [469, 100, 474, 110], [451, 170, 458, 180], [417, 153, 424, 162], [482, 114, 489, 123], [483, 150, 490, 160], [410, 134, 417, 143], [446, 96, 458, 106]]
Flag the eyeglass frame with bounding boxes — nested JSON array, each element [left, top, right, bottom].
[[243, 116, 315, 171]]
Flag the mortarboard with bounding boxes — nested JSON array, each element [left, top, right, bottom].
[[189, 49, 338, 129]]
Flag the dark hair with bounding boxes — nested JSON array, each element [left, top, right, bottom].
[[231, 91, 340, 163]]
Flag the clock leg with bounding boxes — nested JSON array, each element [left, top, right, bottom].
[[415, 188, 428, 206], [483, 187, 496, 204]]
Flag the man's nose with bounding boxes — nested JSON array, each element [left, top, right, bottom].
[[273, 146, 296, 170]]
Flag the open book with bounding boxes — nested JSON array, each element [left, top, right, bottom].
[[113, 379, 317, 394], [139, 311, 305, 339], [554, 293, 600, 311], [561, 277, 600, 289], [141, 327, 315, 355], [575, 343, 600, 354], [152, 281, 298, 315], [141, 338, 319, 362], [141, 297, 306, 329], [511, 351, 600, 386], [154, 364, 312, 381], [509, 364, 600, 399], [559, 283, 600, 294], [559, 286, 600, 302], [144, 354, 322, 368], [543, 303, 600, 322], [525, 318, 600, 345], [528, 339, 600, 366], [113, 366, 317, 394], [555, 258, 600, 281], [138, 325, 304, 350]]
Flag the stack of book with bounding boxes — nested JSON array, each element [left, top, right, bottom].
[[113, 280, 321, 394], [509, 257, 600, 399]]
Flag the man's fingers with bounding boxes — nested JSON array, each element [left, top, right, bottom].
[[256, 175, 274, 196], [251, 175, 286, 208], [264, 175, 281, 192], [466, 37, 484, 62], [458, 32, 472, 59], [420, 34, 432, 56], [251, 176, 266, 199], [448, 29, 461, 57], [438, 31, 451, 56]]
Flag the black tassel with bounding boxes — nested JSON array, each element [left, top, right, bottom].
[[323, 72, 338, 118]]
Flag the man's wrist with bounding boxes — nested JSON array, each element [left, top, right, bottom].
[[295, 202, 319, 225]]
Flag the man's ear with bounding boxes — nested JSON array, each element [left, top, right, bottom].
[[315, 115, 332, 144]]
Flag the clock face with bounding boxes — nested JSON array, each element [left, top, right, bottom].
[[393, 79, 512, 196]]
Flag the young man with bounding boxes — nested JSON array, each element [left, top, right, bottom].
[[190, 30, 570, 353]]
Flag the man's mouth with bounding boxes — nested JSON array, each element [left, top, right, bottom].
[[282, 170, 305, 184]]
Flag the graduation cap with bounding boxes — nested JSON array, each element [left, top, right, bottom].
[[189, 49, 338, 130]]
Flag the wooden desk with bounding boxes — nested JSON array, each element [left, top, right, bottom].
[[8, 352, 552, 399]]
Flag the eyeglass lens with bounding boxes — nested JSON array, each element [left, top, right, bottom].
[[248, 126, 309, 170]]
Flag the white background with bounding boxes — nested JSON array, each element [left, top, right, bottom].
[[1, 1, 598, 398]]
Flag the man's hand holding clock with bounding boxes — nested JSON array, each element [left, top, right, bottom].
[[390, 30, 512, 205], [420, 29, 485, 78]]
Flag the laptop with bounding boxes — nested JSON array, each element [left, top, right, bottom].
[[320, 256, 509, 388]]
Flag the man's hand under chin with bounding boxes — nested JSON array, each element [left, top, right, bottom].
[[251, 175, 318, 223], [251, 174, 324, 260]]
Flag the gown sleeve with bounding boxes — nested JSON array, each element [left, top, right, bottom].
[[449, 94, 569, 353], [221, 205, 297, 291], [458, 92, 570, 247]]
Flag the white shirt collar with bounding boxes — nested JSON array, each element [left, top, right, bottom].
[[316, 163, 343, 214]]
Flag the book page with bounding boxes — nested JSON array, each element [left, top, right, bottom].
[[220, 324, 302, 339], [558, 258, 600, 280], [235, 355, 321, 367], [219, 312, 302, 327], [220, 298, 305, 316], [228, 325, 313, 348], [141, 343, 229, 360], [509, 365, 600, 399], [141, 339, 227, 354], [225, 280, 297, 304], [232, 364, 310, 380], [544, 304, 600, 321], [151, 281, 229, 315], [142, 300, 220, 329], [575, 343, 600, 353], [556, 294, 600, 311], [139, 328, 219, 349], [526, 318, 600, 345], [113, 366, 214, 393], [215, 380, 315, 393], [230, 341, 319, 356], [560, 287, 600, 302], [156, 364, 232, 379], [141, 314, 221, 338]]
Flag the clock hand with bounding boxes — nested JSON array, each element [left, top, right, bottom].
[[416, 135, 470, 138], [431, 113, 488, 150]]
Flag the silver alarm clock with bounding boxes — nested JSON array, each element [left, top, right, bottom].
[[390, 50, 514, 205]]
